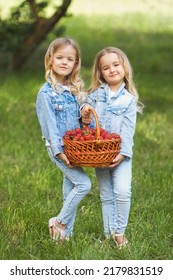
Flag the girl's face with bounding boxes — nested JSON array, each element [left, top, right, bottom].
[[52, 45, 77, 84], [99, 52, 125, 91]]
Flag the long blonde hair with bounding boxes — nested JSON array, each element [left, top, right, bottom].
[[44, 37, 83, 94], [89, 47, 143, 113]]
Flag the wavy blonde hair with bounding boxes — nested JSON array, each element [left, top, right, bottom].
[[44, 37, 83, 94], [89, 47, 143, 113]]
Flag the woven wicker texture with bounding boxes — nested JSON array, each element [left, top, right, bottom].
[[63, 107, 121, 167]]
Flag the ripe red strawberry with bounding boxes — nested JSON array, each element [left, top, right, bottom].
[[76, 132, 82, 138], [90, 135, 96, 140], [79, 136, 85, 141], [73, 136, 81, 141], [111, 133, 120, 139], [84, 134, 92, 141], [101, 131, 108, 138], [75, 127, 82, 133], [105, 134, 112, 139], [66, 130, 72, 135], [63, 135, 70, 140], [82, 126, 91, 135]]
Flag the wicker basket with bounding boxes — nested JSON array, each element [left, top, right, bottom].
[[63, 107, 121, 167]]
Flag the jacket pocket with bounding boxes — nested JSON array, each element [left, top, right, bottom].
[[53, 102, 66, 111], [111, 107, 127, 116]]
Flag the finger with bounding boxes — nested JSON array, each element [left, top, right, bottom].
[[109, 162, 118, 168], [66, 160, 73, 167], [82, 117, 91, 122]]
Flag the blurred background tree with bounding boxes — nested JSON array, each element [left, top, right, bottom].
[[0, 0, 72, 71]]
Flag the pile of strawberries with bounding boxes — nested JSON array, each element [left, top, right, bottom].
[[63, 126, 120, 142]]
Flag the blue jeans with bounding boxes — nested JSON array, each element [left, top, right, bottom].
[[95, 157, 132, 237], [47, 147, 91, 237]]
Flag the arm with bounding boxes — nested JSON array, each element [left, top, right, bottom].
[[120, 98, 137, 158], [81, 104, 93, 124], [109, 99, 137, 168], [81, 93, 97, 124], [38, 92, 63, 155], [38, 92, 74, 167]]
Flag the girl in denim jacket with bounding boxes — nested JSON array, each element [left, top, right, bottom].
[[82, 47, 143, 248], [36, 38, 91, 243]]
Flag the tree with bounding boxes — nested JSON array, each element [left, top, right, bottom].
[[0, 0, 72, 70]]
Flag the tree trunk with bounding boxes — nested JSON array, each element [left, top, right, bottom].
[[12, 0, 72, 71]]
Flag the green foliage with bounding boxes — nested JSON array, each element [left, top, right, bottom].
[[0, 0, 67, 70], [0, 0, 51, 52], [1, 1, 30, 51]]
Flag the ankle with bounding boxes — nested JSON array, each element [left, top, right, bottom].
[[114, 234, 124, 245], [55, 220, 66, 231]]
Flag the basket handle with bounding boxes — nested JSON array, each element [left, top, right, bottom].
[[88, 107, 100, 141]]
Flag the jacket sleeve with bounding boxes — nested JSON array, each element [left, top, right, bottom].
[[36, 91, 63, 156], [119, 98, 137, 158]]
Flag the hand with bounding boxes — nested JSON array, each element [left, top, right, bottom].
[[108, 154, 125, 168], [81, 105, 92, 124], [56, 153, 73, 168], [82, 115, 92, 124]]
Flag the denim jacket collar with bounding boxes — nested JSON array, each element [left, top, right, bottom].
[[47, 75, 70, 94], [54, 83, 70, 94], [100, 82, 126, 99]]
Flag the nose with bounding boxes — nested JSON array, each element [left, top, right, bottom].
[[61, 58, 67, 64], [110, 65, 115, 73]]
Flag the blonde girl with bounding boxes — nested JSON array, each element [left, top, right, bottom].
[[82, 47, 143, 248], [36, 37, 91, 242]]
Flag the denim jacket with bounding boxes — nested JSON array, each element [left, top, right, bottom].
[[36, 82, 81, 156], [87, 82, 137, 158]]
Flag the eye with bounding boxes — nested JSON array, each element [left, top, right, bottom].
[[68, 57, 75, 62], [102, 67, 109, 71]]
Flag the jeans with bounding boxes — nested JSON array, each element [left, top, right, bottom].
[[47, 147, 91, 237], [95, 157, 132, 237]]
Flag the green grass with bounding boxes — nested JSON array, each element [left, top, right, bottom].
[[0, 0, 173, 260]]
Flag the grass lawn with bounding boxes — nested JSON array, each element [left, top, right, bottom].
[[0, 0, 173, 260]]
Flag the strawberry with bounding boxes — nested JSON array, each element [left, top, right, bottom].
[[82, 126, 91, 134], [66, 130, 72, 135], [100, 128, 105, 134], [76, 132, 82, 138], [105, 134, 112, 139], [79, 136, 85, 141], [90, 135, 96, 140], [101, 131, 108, 138], [75, 127, 82, 134], [91, 128, 96, 135], [73, 136, 81, 141], [63, 135, 70, 140], [84, 134, 92, 141], [111, 133, 120, 139]]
